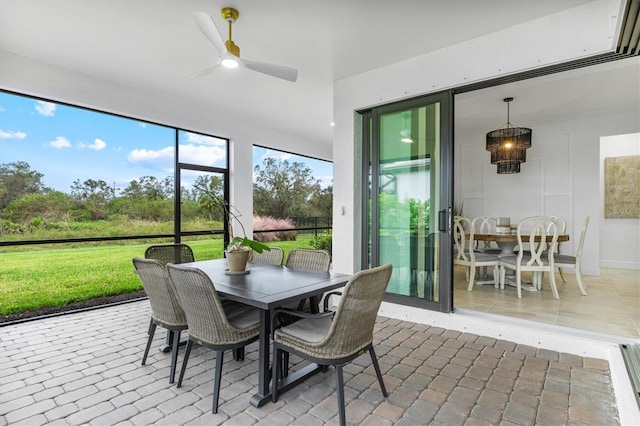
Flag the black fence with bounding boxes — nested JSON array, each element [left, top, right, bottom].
[[253, 216, 332, 239]]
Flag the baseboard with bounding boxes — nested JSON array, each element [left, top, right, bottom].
[[600, 260, 640, 270]]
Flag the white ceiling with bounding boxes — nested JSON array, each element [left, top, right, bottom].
[[0, 0, 635, 146]]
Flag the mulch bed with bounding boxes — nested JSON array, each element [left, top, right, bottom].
[[0, 290, 148, 325]]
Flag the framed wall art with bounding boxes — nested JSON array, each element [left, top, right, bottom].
[[604, 155, 640, 219]]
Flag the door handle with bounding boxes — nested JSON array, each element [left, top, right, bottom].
[[438, 209, 447, 233]]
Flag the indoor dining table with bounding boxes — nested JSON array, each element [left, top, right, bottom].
[[180, 258, 351, 407], [474, 233, 569, 255]]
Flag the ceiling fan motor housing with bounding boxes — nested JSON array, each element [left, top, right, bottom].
[[221, 7, 240, 57]]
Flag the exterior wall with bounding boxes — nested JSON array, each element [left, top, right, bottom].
[[333, 0, 620, 274], [331, 3, 635, 421]]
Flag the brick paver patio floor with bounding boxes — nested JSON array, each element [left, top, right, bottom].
[[0, 300, 620, 425]]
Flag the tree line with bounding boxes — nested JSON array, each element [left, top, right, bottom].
[[0, 159, 332, 233]]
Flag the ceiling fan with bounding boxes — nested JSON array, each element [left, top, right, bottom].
[[189, 7, 298, 82]]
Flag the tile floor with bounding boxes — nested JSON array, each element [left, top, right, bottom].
[[454, 266, 640, 339]]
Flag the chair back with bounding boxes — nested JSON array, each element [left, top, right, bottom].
[[516, 216, 559, 267], [471, 216, 498, 251], [250, 246, 284, 265], [547, 216, 567, 253], [132, 257, 186, 326], [285, 248, 331, 272], [320, 264, 392, 357], [453, 216, 475, 262], [145, 244, 195, 265], [575, 216, 590, 260], [166, 263, 257, 344], [472, 216, 497, 234]]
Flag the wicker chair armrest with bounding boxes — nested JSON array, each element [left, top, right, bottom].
[[322, 291, 343, 312], [270, 308, 334, 339]]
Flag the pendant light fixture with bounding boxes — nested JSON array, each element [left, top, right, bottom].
[[486, 97, 532, 174]]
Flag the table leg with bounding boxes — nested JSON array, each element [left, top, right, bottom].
[[249, 307, 327, 408], [250, 310, 272, 407]]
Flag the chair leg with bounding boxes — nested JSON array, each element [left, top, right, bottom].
[[212, 351, 224, 414], [169, 330, 180, 384], [369, 347, 387, 397], [147, 318, 153, 335], [467, 266, 476, 292], [493, 265, 499, 288], [575, 264, 588, 295], [335, 365, 346, 426], [558, 267, 567, 283], [548, 269, 560, 299], [282, 352, 290, 378], [233, 347, 245, 361], [177, 340, 193, 388], [142, 322, 156, 365], [272, 346, 280, 403], [516, 270, 522, 299]]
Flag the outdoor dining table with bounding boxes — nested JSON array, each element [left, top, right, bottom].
[[180, 258, 351, 407]]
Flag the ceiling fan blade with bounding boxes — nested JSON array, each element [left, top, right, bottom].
[[184, 62, 221, 79], [192, 12, 227, 56], [243, 58, 299, 82]]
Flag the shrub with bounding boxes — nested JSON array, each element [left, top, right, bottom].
[[310, 231, 332, 256], [253, 216, 297, 242]]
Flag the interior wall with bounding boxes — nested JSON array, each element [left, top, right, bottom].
[[599, 133, 640, 269], [456, 109, 640, 275]]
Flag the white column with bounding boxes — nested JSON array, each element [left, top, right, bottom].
[[229, 138, 254, 238]]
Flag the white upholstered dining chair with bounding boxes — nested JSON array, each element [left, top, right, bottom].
[[471, 216, 502, 254], [453, 216, 500, 291], [553, 216, 590, 296], [500, 216, 560, 299]]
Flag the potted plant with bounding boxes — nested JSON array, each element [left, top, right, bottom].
[[195, 183, 270, 272]]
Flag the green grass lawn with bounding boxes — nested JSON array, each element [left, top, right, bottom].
[[0, 237, 316, 315]]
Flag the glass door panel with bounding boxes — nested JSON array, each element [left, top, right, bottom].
[[363, 91, 452, 312], [378, 104, 440, 301]]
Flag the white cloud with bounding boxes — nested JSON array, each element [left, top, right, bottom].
[[78, 138, 107, 150], [177, 144, 227, 165], [128, 146, 174, 163], [49, 136, 71, 149], [261, 149, 293, 162], [0, 129, 27, 139], [184, 132, 226, 146], [35, 101, 56, 117]]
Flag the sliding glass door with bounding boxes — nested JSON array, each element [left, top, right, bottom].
[[361, 91, 453, 312]]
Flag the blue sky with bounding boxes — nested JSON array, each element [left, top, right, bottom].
[[0, 92, 333, 193]]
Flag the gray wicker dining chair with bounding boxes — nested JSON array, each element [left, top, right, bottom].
[[144, 243, 195, 265], [285, 248, 331, 312], [285, 248, 331, 271], [144, 243, 195, 353], [250, 246, 283, 265], [132, 257, 188, 384], [271, 263, 393, 426], [166, 263, 260, 414]]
